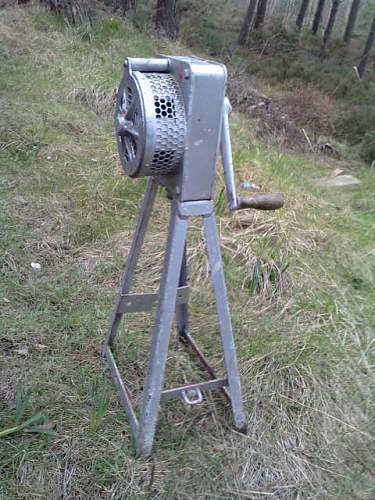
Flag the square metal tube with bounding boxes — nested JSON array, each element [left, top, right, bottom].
[[103, 189, 246, 457]]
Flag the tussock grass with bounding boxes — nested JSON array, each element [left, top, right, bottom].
[[1, 5, 374, 499], [67, 85, 116, 116]]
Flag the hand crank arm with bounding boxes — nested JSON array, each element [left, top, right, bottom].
[[220, 97, 284, 212], [236, 192, 284, 211]]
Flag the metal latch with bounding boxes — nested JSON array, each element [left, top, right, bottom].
[[181, 388, 203, 406]]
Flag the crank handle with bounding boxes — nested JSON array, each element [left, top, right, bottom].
[[236, 192, 284, 211], [220, 98, 284, 212]]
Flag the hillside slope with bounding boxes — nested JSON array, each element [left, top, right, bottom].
[[0, 6, 374, 499]]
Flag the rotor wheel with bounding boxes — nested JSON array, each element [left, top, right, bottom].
[[115, 74, 145, 177]]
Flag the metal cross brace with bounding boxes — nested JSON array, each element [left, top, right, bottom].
[[103, 177, 247, 457]]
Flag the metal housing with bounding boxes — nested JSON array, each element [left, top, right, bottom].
[[115, 56, 227, 201], [116, 65, 186, 177]]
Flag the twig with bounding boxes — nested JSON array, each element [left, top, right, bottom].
[[353, 66, 362, 82], [248, 101, 267, 112], [302, 128, 314, 152]]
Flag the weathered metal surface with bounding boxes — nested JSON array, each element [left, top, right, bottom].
[[220, 97, 237, 210], [104, 55, 285, 458], [161, 379, 228, 402], [203, 212, 247, 432], [135, 202, 188, 456], [178, 329, 231, 403], [105, 177, 157, 348], [103, 345, 139, 436], [117, 285, 190, 314]]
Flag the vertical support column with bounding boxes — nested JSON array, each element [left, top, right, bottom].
[[105, 178, 158, 348], [203, 212, 247, 432], [136, 201, 188, 457], [176, 243, 189, 338]]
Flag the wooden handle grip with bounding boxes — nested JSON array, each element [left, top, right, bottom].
[[236, 193, 284, 211]]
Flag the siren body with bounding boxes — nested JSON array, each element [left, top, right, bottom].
[[115, 56, 226, 202]]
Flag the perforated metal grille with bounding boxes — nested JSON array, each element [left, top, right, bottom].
[[142, 73, 186, 175], [126, 86, 133, 106]]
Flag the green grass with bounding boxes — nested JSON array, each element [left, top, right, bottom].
[[1, 5, 374, 499]]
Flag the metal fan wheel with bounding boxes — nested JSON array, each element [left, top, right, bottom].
[[115, 71, 187, 178]]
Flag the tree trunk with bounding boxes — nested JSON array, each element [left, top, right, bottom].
[[343, 0, 361, 44], [238, 0, 258, 45], [319, 0, 341, 59], [42, 0, 92, 25], [296, 0, 310, 30], [112, 0, 136, 16], [312, 0, 326, 34], [357, 13, 375, 79], [155, 0, 179, 40], [254, 0, 268, 30]]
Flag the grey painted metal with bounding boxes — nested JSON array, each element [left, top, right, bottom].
[[104, 196, 247, 456], [105, 177, 157, 347], [137, 201, 188, 457], [125, 57, 169, 73], [117, 285, 190, 314], [220, 97, 238, 210], [116, 63, 186, 177], [175, 244, 188, 338], [203, 212, 247, 432], [104, 345, 139, 436], [115, 68, 146, 177], [161, 378, 228, 402], [167, 57, 227, 202], [181, 387, 203, 405], [178, 329, 231, 403], [115, 56, 227, 203], [104, 55, 257, 457], [177, 199, 213, 217], [175, 249, 232, 403]]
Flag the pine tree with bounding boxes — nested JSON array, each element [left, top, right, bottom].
[[112, 0, 136, 16], [42, 0, 92, 25], [343, 0, 361, 44], [312, 0, 326, 34], [296, 0, 310, 30], [357, 13, 375, 78], [238, 0, 258, 46], [254, 0, 268, 30], [155, 0, 179, 40], [319, 0, 341, 59]]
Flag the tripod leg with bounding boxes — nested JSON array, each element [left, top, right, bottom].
[[203, 212, 247, 432], [137, 202, 188, 457], [176, 243, 189, 339], [105, 177, 158, 348]]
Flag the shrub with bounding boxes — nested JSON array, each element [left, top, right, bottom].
[[336, 105, 375, 145], [283, 85, 335, 134], [360, 131, 375, 164]]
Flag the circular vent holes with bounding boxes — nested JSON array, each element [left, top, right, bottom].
[[154, 96, 176, 119], [126, 86, 133, 106]]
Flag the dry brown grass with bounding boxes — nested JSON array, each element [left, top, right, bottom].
[[221, 359, 374, 498], [281, 85, 335, 135], [227, 62, 337, 153], [67, 85, 116, 116]]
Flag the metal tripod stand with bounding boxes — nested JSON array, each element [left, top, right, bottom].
[[103, 177, 247, 457]]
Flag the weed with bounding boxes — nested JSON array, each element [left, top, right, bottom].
[[0, 385, 54, 439]]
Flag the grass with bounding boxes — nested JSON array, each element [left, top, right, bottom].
[[1, 4, 375, 498]]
